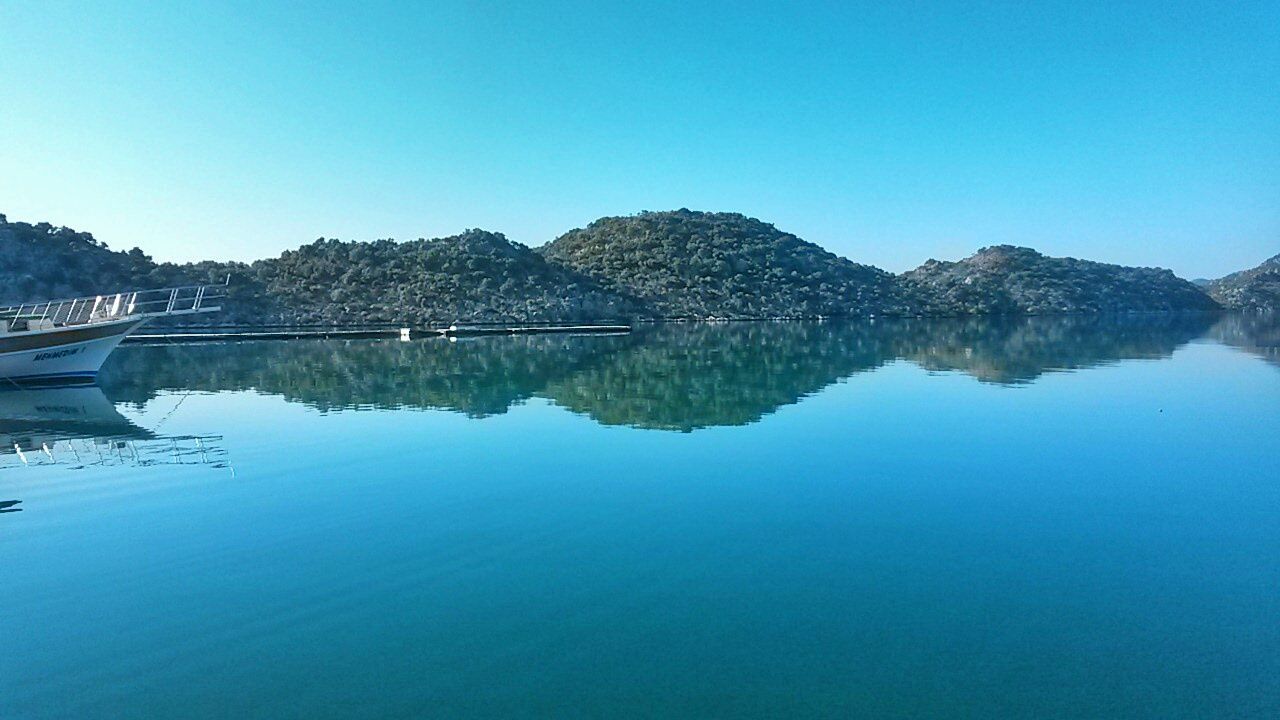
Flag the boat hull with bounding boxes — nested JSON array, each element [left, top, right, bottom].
[[0, 318, 147, 386]]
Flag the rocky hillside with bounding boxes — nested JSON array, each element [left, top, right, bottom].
[[0, 215, 635, 325], [1207, 254, 1280, 313], [901, 245, 1219, 315], [0, 214, 158, 301], [4, 211, 1227, 322], [539, 210, 906, 319], [0, 213, 272, 324], [258, 231, 639, 325]]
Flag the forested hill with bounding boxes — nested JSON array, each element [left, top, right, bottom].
[[0, 215, 636, 324], [0, 214, 282, 325], [1207, 253, 1280, 313], [259, 231, 639, 324], [901, 245, 1219, 315], [539, 210, 908, 318], [2, 210, 1226, 323], [0, 213, 158, 301]]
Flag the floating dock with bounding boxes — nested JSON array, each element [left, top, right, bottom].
[[125, 324, 631, 344], [124, 328, 400, 343], [439, 324, 631, 338]]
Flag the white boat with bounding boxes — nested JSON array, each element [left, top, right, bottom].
[[0, 283, 225, 386]]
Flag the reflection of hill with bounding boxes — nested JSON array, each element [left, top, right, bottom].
[[542, 316, 1214, 429], [99, 336, 634, 416], [543, 323, 893, 431], [887, 314, 1216, 384], [1208, 314, 1280, 368], [99, 316, 1217, 431]]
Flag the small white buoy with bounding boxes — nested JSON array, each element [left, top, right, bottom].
[[400, 327, 411, 341]]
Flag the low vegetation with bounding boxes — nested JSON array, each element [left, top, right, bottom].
[[901, 245, 1220, 315], [539, 210, 907, 318], [0, 215, 635, 325], [2, 210, 1240, 323], [259, 231, 639, 325]]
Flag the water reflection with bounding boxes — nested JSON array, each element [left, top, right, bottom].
[[892, 313, 1218, 383], [94, 313, 1239, 432], [0, 385, 226, 470], [1209, 313, 1280, 368], [7, 315, 1277, 719]]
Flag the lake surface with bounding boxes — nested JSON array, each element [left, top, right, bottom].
[[2, 315, 1278, 719]]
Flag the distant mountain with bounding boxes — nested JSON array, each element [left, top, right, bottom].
[[3, 210, 1226, 323], [1206, 254, 1280, 313], [538, 210, 906, 319], [901, 245, 1219, 315]]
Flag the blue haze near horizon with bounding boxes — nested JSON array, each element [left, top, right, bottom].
[[0, 1, 1277, 277]]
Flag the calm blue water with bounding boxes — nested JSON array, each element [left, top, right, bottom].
[[2, 316, 1278, 719]]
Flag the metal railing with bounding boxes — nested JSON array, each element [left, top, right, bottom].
[[4, 434, 227, 469], [0, 282, 228, 331]]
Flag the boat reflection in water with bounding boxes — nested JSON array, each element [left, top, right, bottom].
[[0, 385, 227, 514]]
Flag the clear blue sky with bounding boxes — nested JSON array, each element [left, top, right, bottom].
[[1, 1, 1276, 277]]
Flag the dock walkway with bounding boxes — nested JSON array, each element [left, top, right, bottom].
[[124, 324, 631, 344]]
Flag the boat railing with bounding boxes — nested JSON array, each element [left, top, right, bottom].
[[0, 282, 229, 330], [4, 434, 228, 469]]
